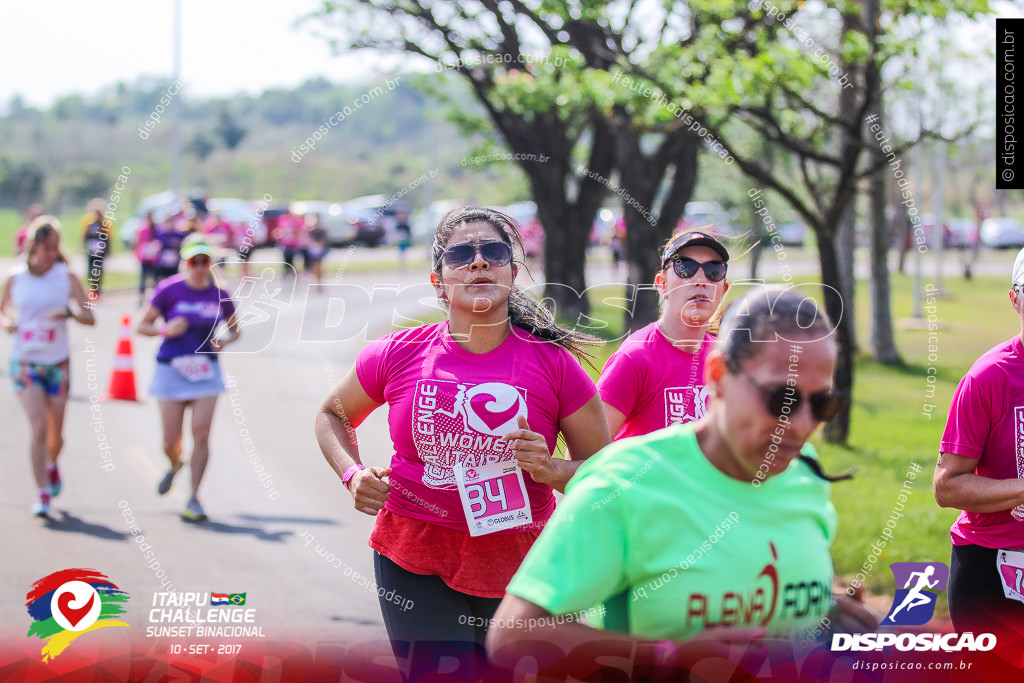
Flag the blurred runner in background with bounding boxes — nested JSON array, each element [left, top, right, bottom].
[[1, 216, 95, 517], [137, 239, 240, 523]]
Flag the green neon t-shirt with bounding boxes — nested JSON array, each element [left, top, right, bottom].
[[507, 423, 837, 641]]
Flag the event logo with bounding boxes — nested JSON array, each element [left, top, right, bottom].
[[25, 569, 130, 661], [883, 562, 949, 626]]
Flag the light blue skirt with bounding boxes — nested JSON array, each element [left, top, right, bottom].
[[149, 358, 226, 401]]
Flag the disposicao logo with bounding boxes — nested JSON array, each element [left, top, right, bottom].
[[25, 569, 130, 661], [831, 562, 996, 652]]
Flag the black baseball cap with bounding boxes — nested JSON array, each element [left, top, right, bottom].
[[661, 230, 730, 268]]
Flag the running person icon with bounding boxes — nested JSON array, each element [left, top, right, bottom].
[[887, 566, 939, 622]]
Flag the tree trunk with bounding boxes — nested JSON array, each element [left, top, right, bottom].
[[614, 123, 701, 333], [521, 117, 617, 323], [836, 203, 857, 354], [868, 124, 900, 362], [818, 231, 854, 444], [865, 0, 900, 364]]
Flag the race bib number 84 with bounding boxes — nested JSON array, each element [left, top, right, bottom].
[[454, 461, 532, 537]]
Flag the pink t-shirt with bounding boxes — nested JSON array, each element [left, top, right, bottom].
[[356, 321, 597, 533], [597, 323, 714, 439], [941, 335, 1024, 549]]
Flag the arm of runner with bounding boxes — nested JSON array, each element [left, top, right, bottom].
[[0, 277, 15, 332], [601, 400, 626, 439], [933, 451, 1024, 513], [66, 273, 95, 325], [314, 364, 390, 515], [486, 594, 764, 679]]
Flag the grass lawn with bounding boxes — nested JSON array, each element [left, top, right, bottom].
[[576, 273, 1014, 614]]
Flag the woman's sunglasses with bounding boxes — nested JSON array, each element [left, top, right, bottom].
[[744, 374, 843, 423], [669, 257, 728, 282], [188, 255, 212, 266], [442, 241, 512, 269]]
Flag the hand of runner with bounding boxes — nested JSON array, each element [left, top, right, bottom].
[[164, 316, 189, 338], [3, 318, 16, 334], [349, 466, 392, 516], [504, 416, 556, 484], [830, 591, 879, 633]]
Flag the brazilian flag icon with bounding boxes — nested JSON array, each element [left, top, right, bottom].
[[228, 593, 246, 606]]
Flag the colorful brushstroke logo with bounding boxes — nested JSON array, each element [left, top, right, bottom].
[[25, 569, 130, 661]]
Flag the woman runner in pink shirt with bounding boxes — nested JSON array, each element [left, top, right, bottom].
[[935, 247, 1024, 636], [315, 206, 610, 678], [598, 231, 730, 439]]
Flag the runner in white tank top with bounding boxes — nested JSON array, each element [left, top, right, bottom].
[[1, 216, 95, 517]]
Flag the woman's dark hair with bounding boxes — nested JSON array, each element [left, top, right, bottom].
[[431, 206, 602, 363], [717, 285, 852, 483]]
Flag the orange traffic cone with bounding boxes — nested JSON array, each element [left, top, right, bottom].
[[107, 315, 139, 401]]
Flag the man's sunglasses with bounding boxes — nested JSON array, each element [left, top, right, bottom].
[[744, 374, 843, 423], [441, 241, 513, 269], [668, 257, 728, 282], [188, 255, 212, 266]]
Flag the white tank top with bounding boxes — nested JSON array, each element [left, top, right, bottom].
[[10, 261, 72, 363]]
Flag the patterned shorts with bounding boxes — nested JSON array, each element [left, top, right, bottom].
[[10, 358, 70, 396]]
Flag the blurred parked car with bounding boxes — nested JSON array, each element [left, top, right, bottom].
[[946, 218, 976, 249], [980, 217, 1024, 249], [118, 190, 206, 248], [681, 201, 735, 238], [414, 199, 464, 244], [777, 220, 808, 247], [337, 194, 391, 247], [289, 201, 357, 245]]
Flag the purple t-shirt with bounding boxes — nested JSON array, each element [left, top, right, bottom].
[[356, 321, 597, 532], [597, 323, 714, 439], [941, 335, 1024, 549], [150, 275, 236, 361]]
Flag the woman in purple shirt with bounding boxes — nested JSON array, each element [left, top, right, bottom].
[[137, 239, 240, 522]]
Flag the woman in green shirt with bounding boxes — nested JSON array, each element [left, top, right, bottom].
[[487, 285, 876, 678]]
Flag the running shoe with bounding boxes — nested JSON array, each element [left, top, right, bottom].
[[47, 465, 62, 497], [32, 493, 51, 518], [157, 462, 183, 496], [181, 497, 207, 523]]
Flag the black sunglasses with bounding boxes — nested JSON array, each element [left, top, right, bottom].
[[441, 241, 513, 269], [669, 257, 728, 282], [744, 374, 843, 423]]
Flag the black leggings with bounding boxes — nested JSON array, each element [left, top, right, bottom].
[[373, 552, 504, 682], [949, 544, 1024, 636]]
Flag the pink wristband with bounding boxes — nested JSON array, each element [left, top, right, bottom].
[[342, 463, 365, 488], [158, 324, 166, 336]]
